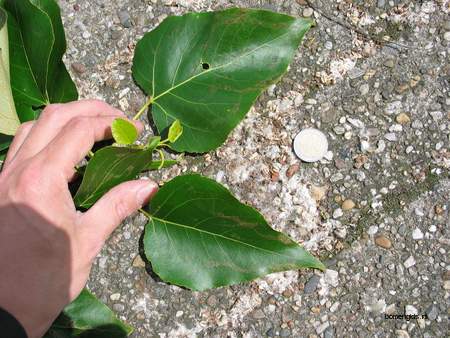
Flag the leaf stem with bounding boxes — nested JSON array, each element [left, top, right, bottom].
[[133, 97, 153, 120], [139, 208, 152, 219]]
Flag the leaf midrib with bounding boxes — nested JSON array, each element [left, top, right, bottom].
[[149, 215, 301, 261]]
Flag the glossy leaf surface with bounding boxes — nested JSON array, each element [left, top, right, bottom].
[[133, 8, 313, 153], [0, 7, 19, 135], [45, 289, 133, 338], [143, 174, 325, 291], [111, 118, 138, 145], [74, 146, 152, 209], [3, 0, 77, 122]]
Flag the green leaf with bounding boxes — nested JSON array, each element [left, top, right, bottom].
[[3, 0, 78, 122], [0, 133, 12, 152], [45, 289, 133, 338], [74, 146, 153, 209], [167, 119, 183, 143], [111, 118, 138, 145], [0, 7, 19, 135], [133, 8, 313, 153], [147, 159, 178, 170], [147, 135, 161, 150], [143, 174, 325, 291]]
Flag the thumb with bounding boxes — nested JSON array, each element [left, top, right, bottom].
[[79, 179, 158, 255]]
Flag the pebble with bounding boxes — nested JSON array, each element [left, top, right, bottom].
[[384, 133, 397, 142], [113, 303, 125, 312], [324, 326, 334, 338], [444, 31, 450, 41], [359, 84, 370, 95], [396, 330, 410, 338], [132, 254, 146, 268], [403, 256, 416, 269], [426, 304, 438, 320], [304, 275, 321, 294], [252, 309, 266, 319], [303, 8, 313, 17], [396, 113, 410, 124], [342, 199, 355, 211], [348, 67, 365, 79], [333, 208, 343, 219], [377, 0, 386, 7], [330, 173, 343, 182], [118, 10, 132, 28], [110, 293, 121, 301], [405, 305, 418, 315], [384, 59, 395, 68], [293, 128, 328, 162], [71, 62, 86, 75], [412, 228, 424, 240], [375, 235, 392, 249], [286, 163, 300, 178], [324, 269, 339, 287], [429, 111, 443, 121], [310, 185, 327, 201]]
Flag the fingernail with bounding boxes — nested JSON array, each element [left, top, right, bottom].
[[136, 180, 158, 205]]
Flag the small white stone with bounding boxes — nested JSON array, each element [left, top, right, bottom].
[[368, 225, 379, 235], [175, 310, 184, 317], [429, 111, 443, 120], [429, 225, 437, 232], [303, 7, 313, 17], [110, 293, 121, 301], [389, 124, 403, 132], [405, 146, 414, 154], [384, 133, 397, 142], [405, 305, 418, 316], [344, 131, 353, 140], [333, 208, 343, 219], [444, 31, 450, 41], [324, 269, 339, 287], [404, 256, 416, 269], [412, 228, 424, 240], [293, 128, 328, 162]]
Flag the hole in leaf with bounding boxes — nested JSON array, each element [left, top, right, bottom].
[[202, 62, 210, 70]]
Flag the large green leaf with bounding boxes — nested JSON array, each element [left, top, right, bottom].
[[45, 289, 133, 338], [0, 7, 19, 135], [133, 8, 313, 153], [74, 146, 153, 209], [143, 174, 324, 291], [3, 0, 77, 122]]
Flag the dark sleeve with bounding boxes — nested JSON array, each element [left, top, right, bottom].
[[0, 307, 28, 338]]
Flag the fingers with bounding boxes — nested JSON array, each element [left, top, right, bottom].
[[3, 121, 35, 169], [14, 100, 125, 163], [39, 115, 141, 179], [78, 179, 158, 258]]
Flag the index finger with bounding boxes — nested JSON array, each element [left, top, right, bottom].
[[38, 115, 142, 179]]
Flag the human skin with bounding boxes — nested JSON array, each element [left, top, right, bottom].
[[0, 100, 158, 338]]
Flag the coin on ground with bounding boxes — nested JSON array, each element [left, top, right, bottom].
[[293, 128, 328, 162]]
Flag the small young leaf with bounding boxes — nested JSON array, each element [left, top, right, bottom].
[[74, 146, 152, 209], [168, 119, 183, 143], [111, 118, 138, 145], [44, 288, 133, 338], [147, 135, 161, 150], [143, 174, 325, 291]]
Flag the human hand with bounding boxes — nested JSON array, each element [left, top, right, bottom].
[[0, 100, 158, 338]]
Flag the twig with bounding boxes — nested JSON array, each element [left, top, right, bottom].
[[304, 0, 412, 50]]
